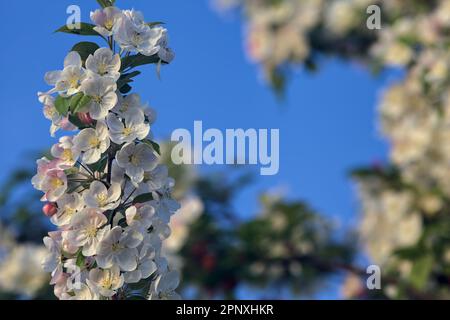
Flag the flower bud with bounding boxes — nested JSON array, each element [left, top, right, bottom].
[[43, 202, 58, 217], [78, 112, 94, 125]]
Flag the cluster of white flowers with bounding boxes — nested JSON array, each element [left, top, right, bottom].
[[0, 225, 49, 298], [215, 0, 375, 80], [218, 0, 450, 284], [356, 1, 450, 268], [32, 4, 180, 300]]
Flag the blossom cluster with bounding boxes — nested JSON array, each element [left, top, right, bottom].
[[218, 0, 450, 297], [0, 225, 49, 298], [32, 4, 180, 300]]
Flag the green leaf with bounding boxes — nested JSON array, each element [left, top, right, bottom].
[[410, 255, 433, 290], [71, 42, 100, 64], [54, 95, 71, 116], [120, 54, 164, 71], [133, 193, 154, 204], [88, 157, 108, 173], [146, 21, 165, 27], [68, 114, 91, 129], [119, 83, 132, 94], [70, 93, 92, 114], [76, 251, 85, 268], [143, 139, 161, 155], [55, 23, 100, 36], [117, 71, 141, 91], [97, 0, 115, 8]]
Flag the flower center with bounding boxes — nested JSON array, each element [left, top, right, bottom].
[[104, 19, 114, 31], [100, 274, 113, 289], [132, 33, 142, 46], [130, 154, 140, 166], [64, 207, 75, 216], [96, 193, 108, 206], [122, 127, 133, 136], [61, 149, 73, 162], [97, 62, 108, 75], [51, 177, 64, 188], [86, 225, 97, 238], [69, 76, 80, 89], [89, 136, 101, 149]]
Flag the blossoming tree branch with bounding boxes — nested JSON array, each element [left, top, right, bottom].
[[32, 0, 181, 300]]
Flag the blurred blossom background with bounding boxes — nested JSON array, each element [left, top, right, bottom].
[[2, 0, 450, 299]]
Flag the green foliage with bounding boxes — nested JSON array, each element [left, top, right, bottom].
[[54, 95, 71, 116], [71, 41, 100, 65], [69, 92, 92, 114], [132, 193, 154, 204], [120, 53, 164, 71], [96, 0, 116, 8], [410, 255, 434, 290], [55, 23, 99, 36]]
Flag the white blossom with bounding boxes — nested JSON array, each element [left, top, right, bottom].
[[81, 76, 117, 120], [96, 226, 143, 271], [116, 142, 158, 185], [90, 6, 123, 38], [114, 9, 163, 56], [74, 121, 110, 164], [83, 181, 121, 211], [86, 47, 121, 81], [66, 209, 109, 256], [107, 108, 150, 144], [44, 51, 86, 96], [88, 266, 124, 297]]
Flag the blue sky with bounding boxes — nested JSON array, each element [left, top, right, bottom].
[[0, 0, 400, 298]]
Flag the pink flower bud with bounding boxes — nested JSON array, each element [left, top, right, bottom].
[[78, 112, 94, 125], [43, 202, 58, 217]]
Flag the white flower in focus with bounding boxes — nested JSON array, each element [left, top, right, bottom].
[[41, 169, 67, 202], [66, 209, 109, 256], [125, 204, 155, 230], [88, 266, 124, 298], [156, 28, 175, 63], [86, 47, 121, 81], [112, 93, 142, 118], [44, 51, 86, 96], [116, 142, 158, 185], [137, 165, 168, 194], [81, 76, 117, 120], [149, 270, 181, 300], [38, 93, 76, 137], [96, 226, 143, 271], [124, 243, 157, 283], [114, 10, 163, 56], [32, 157, 61, 192], [150, 178, 180, 222], [51, 192, 85, 227], [107, 108, 150, 144], [51, 136, 80, 169], [61, 283, 99, 300], [74, 121, 110, 164], [83, 181, 121, 211], [42, 232, 64, 281], [91, 6, 123, 38]]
